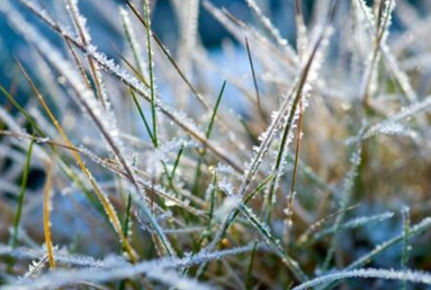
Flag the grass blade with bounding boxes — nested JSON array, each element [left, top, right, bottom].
[[10, 138, 35, 248], [42, 159, 55, 269]]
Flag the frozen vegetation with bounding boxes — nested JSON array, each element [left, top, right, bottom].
[[1, 0, 431, 289]]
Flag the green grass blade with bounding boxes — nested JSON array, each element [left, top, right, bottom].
[[171, 144, 184, 179], [10, 139, 35, 248], [193, 81, 226, 194], [130, 89, 156, 145], [0, 84, 44, 137], [205, 81, 226, 139], [143, 0, 158, 148]]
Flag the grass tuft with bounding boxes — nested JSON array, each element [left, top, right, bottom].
[[0, 0, 431, 289]]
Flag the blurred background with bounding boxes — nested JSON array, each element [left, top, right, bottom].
[[0, 0, 429, 105]]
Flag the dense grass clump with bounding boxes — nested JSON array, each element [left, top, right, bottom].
[[1, 0, 431, 289]]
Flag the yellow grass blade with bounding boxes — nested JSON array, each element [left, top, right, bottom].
[[43, 159, 55, 270], [18, 62, 138, 263]]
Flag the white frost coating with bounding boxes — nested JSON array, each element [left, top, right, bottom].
[[322, 128, 364, 269], [296, 15, 308, 59], [201, 179, 245, 258], [204, 183, 216, 201], [292, 268, 431, 290], [1, 244, 258, 290], [163, 226, 206, 235], [365, 95, 431, 138], [381, 42, 418, 103], [3, 265, 214, 290], [215, 163, 235, 175], [0, 1, 228, 172], [198, 176, 307, 282], [137, 178, 202, 216], [141, 138, 192, 176], [360, 0, 399, 102], [264, 25, 332, 203], [239, 87, 295, 195], [239, 23, 331, 197], [0, 2, 120, 153], [234, 200, 308, 282], [0, 1, 176, 256], [0, 245, 126, 270], [214, 163, 242, 180], [356, 0, 417, 103], [66, 0, 92, 43], [345, 217, 431, 273], [86, 45, 150, 95], [378, 0, 396, 43], [355, 0, 377, 29], [365, 122, 418, 140], [85, 46, 236, 169], [118, 6, 147, 76], [145, 268, 213, 290], [214, 193, 241, 222], [179, 243, 259, 267], [67, 0, 111, 108], [333, 211, 394, 230], [0, 107, 49, 162], [137, 211, 172, 234], [171, 0, 199, 94], [203, 0, 296, 75], [244, 0, 296, 60], [24, 257, 48, 279], [350, 0, 372, 88], [79, 145, 203, 217], [312, 212, 395, 240]]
